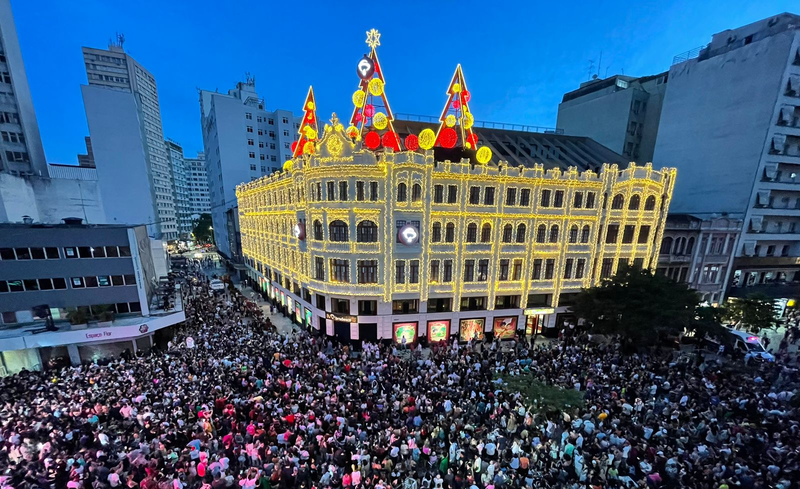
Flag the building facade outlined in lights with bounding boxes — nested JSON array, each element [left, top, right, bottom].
[[237, 121, 676, 343]]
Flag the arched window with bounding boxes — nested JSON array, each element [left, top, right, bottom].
[[644, 196, 656, 210], [569, 225, 579, 243], [466, 223, 478, 242], [628, 195, 641, 210], [611, 194, 625, 209], [581, 225, 590, 243], [536, 224, 547, 243], [313, 220, 323, 240], [660, 237, 673, 254], [502, 224, 513, 243], [686, 237, 695, 255], [356, 220, 378, 242], [412, 183, 422, 202], [516, 223, 526, 243], [397, 183, 407, 202], [445, 223, 455, 242], [481, 223, 492, 243], [329, 220, 349, 242], [675, 237, 686, 255], [549, 225, 559, 243], [431, 222, 442, 242]]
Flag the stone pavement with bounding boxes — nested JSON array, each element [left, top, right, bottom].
[[235, 283, 299, 338]]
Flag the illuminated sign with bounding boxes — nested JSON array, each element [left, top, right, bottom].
[[493, 316, 518, 340], [305, 307, 312, 327], [280, 291, 285, 306], [524, 308, 555, 316], [427, 320, 449, 343], [293, 222, 305, 240], [357, 55, 375, 79], [295, 303, 302, 321], [397, 224, 419, 245], [325, 312, 357, 323], [459, 318, 485, 342], [393, 322, 418, 345]]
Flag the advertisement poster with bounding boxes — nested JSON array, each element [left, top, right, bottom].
[[287, 297, 293, 312], [459, 318, 485, 342], [305, 307, 312, 328], [295, 304, 302, 322], [280, 291, 285, 306], [427, 320, 450, 343], [493, 316, 518, 339], [393, 322, 418, 345]]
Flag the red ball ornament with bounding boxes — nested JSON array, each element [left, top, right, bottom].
[[364, 131, 381, 150], [382, 131, 400, 151], [291, 141, 298, 153], [355, 113, 363, 122], [438, 127, 457, 149], [405, 134, 419, 151], [467, 132, 478, 147], [462, 91, 471, 103], [306, 114, 314, 123], [364, 104, 375, 118], [453, 100, 461, 110]]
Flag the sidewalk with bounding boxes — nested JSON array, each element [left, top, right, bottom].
[[234, 282, 299, 338]]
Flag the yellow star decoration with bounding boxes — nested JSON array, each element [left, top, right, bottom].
[[366, 29, 381, 49]]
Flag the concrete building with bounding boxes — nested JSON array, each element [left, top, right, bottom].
[[653, 13, 800, 300], [81, 39, 177, 240], [237, 123, 675, 343], [199, 79, 299, 261], [165, 140, 192, 238], [186, 152, 210, 217], [0, 0, 47, 176], [0, 222, 184, 375], [0, 172, 105, 224], [657, 214, 743, 304], [76, 136, 95, 168], [557, 72, 669, 163]]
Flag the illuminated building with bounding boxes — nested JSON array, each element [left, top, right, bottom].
[[235, 30, 676, 343]]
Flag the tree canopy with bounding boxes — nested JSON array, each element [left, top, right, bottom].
[[723, 293, 780, 334], [192, 213, 214, 244]]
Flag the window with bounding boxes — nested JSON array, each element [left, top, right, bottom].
[[396, 260, 406, 283], [499, 259, 509, 280], [356, 181, 365, 201], [644, 196, 656, 210], [767, 245, 776, 257], [249, 152, 255, 159], [584, 192, 595, 209], [506, 188, 517, 205], [516, 223, 526, 243], [111, 275, 124, 286], [250, 164, 257, 171], [545, 259, 555, 279], [98, 276, 111, 287], [357, 260, 378, 284], [397, 183, 407, 202], [330, 259, 349, 282], [660, 237, 673, 254], [329, 220, 348, 242], [327, 181, 335, 201], [549, 225, 559, 243], [460, 297, 486, 311], [576, 259, 586, 279], [445, 223, 455, 242], [629, 195, 641, 210], [357, 221, 378, 242], [469, 186, 480, 205], [485, 187, 496, 205], [481, 223, 492, 243], [464, 259, 475, 282], [315, 257, 325, 280], [37, 278, 53, 290], [606, 224, 619, 243], [553, 190, 564, 208], [71, 277, 85, 288], [412, 183, 422, 202], [520, 188, 530, 206], [409, 260, 419, 283], [30, 248, 45, 260], [261, 166, 266, 172], [512, 260, 523, 280], [581, 225, 591, 243], [466, 223, 478, 242], [432, 222, 442, 242], [429, 298, 451, 312], [622, 225, 635, 244], [502, 224, 513, 243], [339, 181, 348, 201], [443, 260, 453, 282], [477, 259, 489, 281], [569, 225, 579, 243], [447, 185, 458, 203], [6, 280, 23, 292], [564, 258, 574, 279], [601, 258, 614, 278], [430, 260, 440, 282], [247, 138, 254, 146], [370, 181, 379, 201], [573, 192, 583, 208], [0, 248, 15, 260], [23, 279, 38, 291], [313, 220, 323, 240], [540, 189, 551, 207], [532, 259, 542, 280], [611, 194, 625, 209], [245, 112, 252, 120], [434, 185, 444, 203], [536, 224, 547, 243], [268, 118, 274, 125], [638, 225, 650, 244], [15, 248, 30, 260], [78, 247, 92, 258], [358, 300, 378, 316], [392, 300, 418, 314]]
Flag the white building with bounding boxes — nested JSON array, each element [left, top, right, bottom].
[[654, 13, 800, 300], [165, 140, 192, 237], [199, 78, 299, 261], [185, 152, 209, 216], [0, 0, 47, 176], [81, 39, 177, 240]]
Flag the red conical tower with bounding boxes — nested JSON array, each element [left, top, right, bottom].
[[434, 64, 478, 150], [291, 86, 319, 157]]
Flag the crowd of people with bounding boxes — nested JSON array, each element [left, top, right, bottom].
[[1, 267, 799, 489]]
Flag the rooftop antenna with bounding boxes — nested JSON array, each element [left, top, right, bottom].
[[245, 72, 255, 85], [587, 59, 595, 81], [597, 50, 603, 78]]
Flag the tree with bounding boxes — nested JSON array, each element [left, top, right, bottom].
[[723, 293, 780, 334], [291, 86, 319, 158], [192, 213, 214, 244], [570, 264, 700, 345]]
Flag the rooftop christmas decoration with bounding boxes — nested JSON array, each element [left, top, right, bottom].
[[433, 64, 492, 163], [291, 86, 319, 158]]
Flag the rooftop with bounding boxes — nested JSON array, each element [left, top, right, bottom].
[[0, 222, 140, 230]]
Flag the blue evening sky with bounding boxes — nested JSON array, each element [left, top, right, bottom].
[[12, 0, 798, 165]]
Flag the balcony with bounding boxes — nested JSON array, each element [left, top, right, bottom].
[[728, 282, 800, 299], [734, 256, 800, 268]]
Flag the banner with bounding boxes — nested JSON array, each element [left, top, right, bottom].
[[427, 320, 449, 342], [393, 322, 418, 345], [459, 318, 485, 342], [493, 316, 518, 339]]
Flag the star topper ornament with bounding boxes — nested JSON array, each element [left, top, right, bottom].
[[366, 29, 381, 49]]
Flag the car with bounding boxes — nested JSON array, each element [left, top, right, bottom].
[[726, 328, 775, 362], [209, 279, 226, 291]]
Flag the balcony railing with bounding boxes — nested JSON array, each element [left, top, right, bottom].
[[672, 44, 707, 65]]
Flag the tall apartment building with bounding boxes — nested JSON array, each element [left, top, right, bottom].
[[81, 39, 177, 240], [0, 0, 46, 176], [199, 79, 299, 261], [76, 136, 95, 168], [557, 72, 669, 163], [654, 13, 800, 300], [165, 140, 192, 237], [185, 152, 210, 216]]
